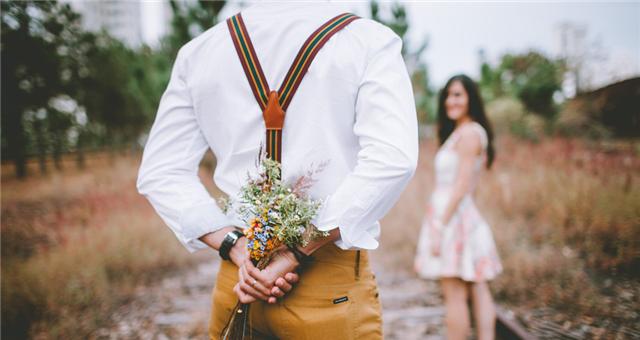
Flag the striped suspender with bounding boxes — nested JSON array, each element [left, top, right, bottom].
[[227, 13, 359, 164]]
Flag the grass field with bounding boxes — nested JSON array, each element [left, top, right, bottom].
[[379, 135, 639, 336], [2, 136, 639, 338], [1, 151, 218, 339]]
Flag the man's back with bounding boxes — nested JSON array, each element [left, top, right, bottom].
[[138, 1, 417, 254], [137, 3, 419, 339]]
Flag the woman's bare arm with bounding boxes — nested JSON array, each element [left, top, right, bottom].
[[439, 128, 482, 225]]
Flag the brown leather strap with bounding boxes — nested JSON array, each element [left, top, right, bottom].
[[227, 13, 359, 164], [355, 250, 361, 280]]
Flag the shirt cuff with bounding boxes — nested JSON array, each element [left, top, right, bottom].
[[312, 196, 380, 250], [178, 200, 235, 253]]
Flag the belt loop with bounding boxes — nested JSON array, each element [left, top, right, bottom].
[[355, 250, 361, 280]]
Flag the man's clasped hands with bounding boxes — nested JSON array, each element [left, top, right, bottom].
[[227, 236, 301, 304]]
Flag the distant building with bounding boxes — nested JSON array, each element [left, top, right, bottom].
[[65, 1, 172, 49]]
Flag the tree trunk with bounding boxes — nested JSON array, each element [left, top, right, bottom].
[[33, 119, 48, 175], [75, 131, 86, 170], [9, 115, 28, 179], [52, 132, 63, 171]]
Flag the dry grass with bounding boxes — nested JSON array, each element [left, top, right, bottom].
[[1, 152, 219, 339], [378, 135, 639, 324], [2, 136, 638, 337]]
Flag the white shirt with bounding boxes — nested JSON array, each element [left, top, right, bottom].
[[136, 2, 419, 253]]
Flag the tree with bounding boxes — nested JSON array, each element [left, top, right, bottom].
[[163, 0, 226, 61], [501, 52, 564, 118], [557, 22, 607, 95], [369, 0, 435, 124], [1, 0, 66, 177], [478, 48, 504, 102], [1, 0, 170, 176], [479, 50, 564, 118]]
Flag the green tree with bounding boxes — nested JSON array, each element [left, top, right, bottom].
[[369, 0, 435, 124], [478, 48, 504, 102], [501, 51, 563, 117], [163, 0, 226, 61], [484, 51, 564, 118], [2, 0, 65, 177]]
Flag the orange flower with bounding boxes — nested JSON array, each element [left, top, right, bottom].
[[244, 228, 254, 239]]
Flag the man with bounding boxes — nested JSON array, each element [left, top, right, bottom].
[[137, 2, 418, 339]]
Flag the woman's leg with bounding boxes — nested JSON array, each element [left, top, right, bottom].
[[470, 281, 496, 340], [441, 278, 470, 340]]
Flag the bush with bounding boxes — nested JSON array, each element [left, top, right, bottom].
[[555, 100, 612, 139], [486, 97, 546, 141], [1, 155, 201, 338]]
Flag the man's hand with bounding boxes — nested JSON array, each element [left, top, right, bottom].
[[229, 236, 248, 267], [198, 228, 299, 303], [237, 249, 300, 304], [234, 227, 342, 304]]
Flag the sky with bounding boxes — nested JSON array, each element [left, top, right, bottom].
[[141, 0, 640, 89]]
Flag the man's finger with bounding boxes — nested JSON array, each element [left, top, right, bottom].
[[239, 281, 269, 301], [244, 275, 271, 296], [275, 277, 293, 292], [245, 259, 274, 289], [284, 272, 299, 284], [242, 265, 272, 296], [234, 283, 256, 304], [271, 286, 285, 297]]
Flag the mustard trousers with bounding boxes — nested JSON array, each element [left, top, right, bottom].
[[208, 244, 383, 339]]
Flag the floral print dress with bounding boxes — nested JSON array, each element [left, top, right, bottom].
[[414, 122, 502, 282]]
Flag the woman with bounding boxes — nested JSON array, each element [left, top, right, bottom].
[[414, 74, 503, 340]]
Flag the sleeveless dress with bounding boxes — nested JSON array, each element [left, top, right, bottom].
[[414, 122, 502, 282]]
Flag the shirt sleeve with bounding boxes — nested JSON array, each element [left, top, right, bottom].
[[136, 47, 234, 253], [312, 27, 419, 250]]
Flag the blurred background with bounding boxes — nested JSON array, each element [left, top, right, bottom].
[[1, 0, 638, 339]]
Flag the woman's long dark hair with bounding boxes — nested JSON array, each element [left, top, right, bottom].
[[437, 74, 495, 169]]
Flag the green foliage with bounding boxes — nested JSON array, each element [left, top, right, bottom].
[[370, 1, 408, 52], [1, 0, 70, 176], [1, 0, 226, 178], [370, 1, 435, 124], [79, 33, 150, 146], [479, 50, 564, 119], [163, 0, 226, 61]]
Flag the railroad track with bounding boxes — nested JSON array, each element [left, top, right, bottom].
[[496, 306, 536, 340]]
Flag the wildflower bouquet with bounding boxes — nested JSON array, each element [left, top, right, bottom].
[[220, 155, 328, 340]]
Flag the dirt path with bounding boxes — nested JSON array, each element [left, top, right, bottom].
[[93, 254, 446, 339]]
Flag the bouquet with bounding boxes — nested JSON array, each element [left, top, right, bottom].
[[220, 155, 328, 340]]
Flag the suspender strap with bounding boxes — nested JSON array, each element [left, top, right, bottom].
[[226, 12, 359, 163], [355, 250, 361, 280], [277, 13, 359, 111], [227, 14, 271, 111]]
